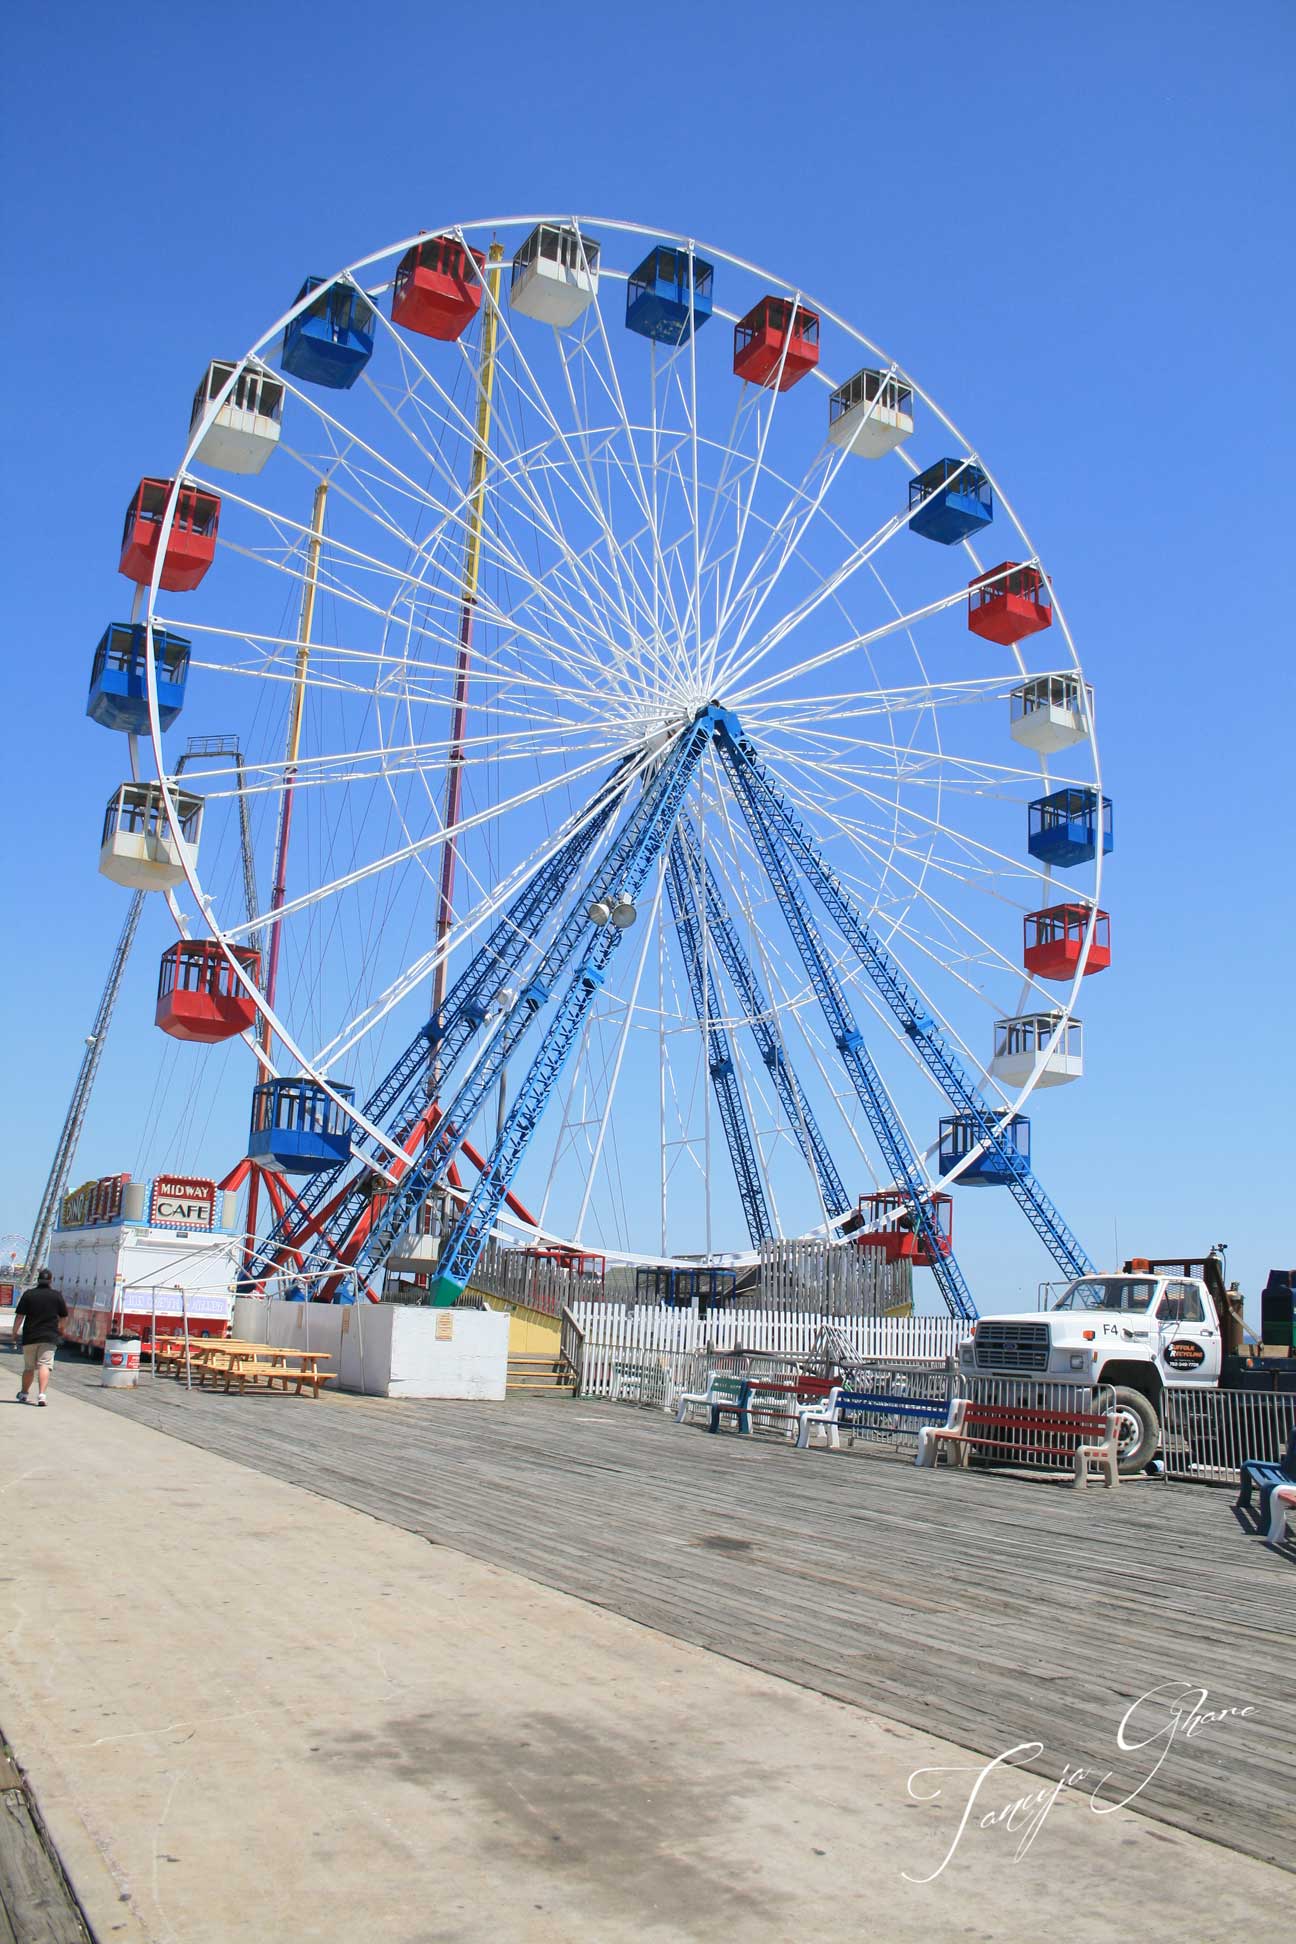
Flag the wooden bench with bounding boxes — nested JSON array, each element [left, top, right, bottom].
[[795, 1388, 949, 1451], [1237, 1428, 1296, 1533], [675, 1374, 751, 1435], [746, 1374, 839, 1440], [917, 1398, 1120, 1489]]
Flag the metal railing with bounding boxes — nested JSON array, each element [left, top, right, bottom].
[[1160, 1387, 1296, 1486]]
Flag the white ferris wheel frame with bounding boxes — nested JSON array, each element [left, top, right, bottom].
[[128, 214, 1106, 1240]]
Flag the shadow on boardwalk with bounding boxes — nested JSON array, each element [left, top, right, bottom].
[[68, 1359, 1296, 1871]]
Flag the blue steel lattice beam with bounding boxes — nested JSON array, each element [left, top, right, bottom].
[[428, 710, 723, 1304], [251, 764, 633, 1280], [664, 835, 771, 1248], [352, 717, 720, 1290], [674, 821, 851, 1224], [722, 734, 1093, 1280], [719, 738, 977, 1320]]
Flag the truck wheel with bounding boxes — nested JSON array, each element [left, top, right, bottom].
[[1111, 1387, 1159, 1474]]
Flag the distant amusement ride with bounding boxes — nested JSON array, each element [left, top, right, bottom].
[[75, 216, 1112, 1318]]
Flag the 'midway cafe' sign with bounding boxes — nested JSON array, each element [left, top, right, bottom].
[[149, 1175, 217, 1231]]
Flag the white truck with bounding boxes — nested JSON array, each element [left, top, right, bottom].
[[958, 1254, 1248, 1472]]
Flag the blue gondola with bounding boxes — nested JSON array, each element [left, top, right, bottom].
[[86, 623, 190, 733], [280, 277, 375, 390], [1027, 788, 1114, 870], [625, 245, 714, 345], [248, 1078, 354, 1175], [938, 1113, 1030, 1185], [634, 1264, 736, 1311], [908, 458, 994, 545]]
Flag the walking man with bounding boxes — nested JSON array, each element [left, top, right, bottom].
[[15, 1268, 68, 1407]]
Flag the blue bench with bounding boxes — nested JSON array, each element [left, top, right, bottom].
[[796, 1387, 949, 1450], [1236, 1426, 1296, 1529]]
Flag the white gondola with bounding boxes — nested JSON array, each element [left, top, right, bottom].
[[509, 223, 600, 326], [827, 368, 914, 457], [990, 1013, 1083, 1088], [383, 1189, 448, 1278], [189, 360, 284, 475], [99, 782, 203, 890], [1009, 674, 1092, 754]]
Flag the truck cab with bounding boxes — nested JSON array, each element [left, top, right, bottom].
[[960, 1269, 1225, 1471]]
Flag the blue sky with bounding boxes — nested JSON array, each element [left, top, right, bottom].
[[2, 0, 1292, 1316]]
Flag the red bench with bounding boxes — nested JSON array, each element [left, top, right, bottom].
[[917, 1398, 1119, 1489], [745, 1374, 839, 1440]]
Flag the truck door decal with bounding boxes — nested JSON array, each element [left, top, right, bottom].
[[1164, 1338, 1206, 1370]]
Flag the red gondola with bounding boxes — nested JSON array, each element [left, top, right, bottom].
[[1023, 904, 1111, 981], [967, 561, 1052, 645], [155, 941, 261, 1043], [119, 478, 220, 593], [733, 296, 820, 391], [855, 1190, 953, 1267], [391, 237, 486, 342]]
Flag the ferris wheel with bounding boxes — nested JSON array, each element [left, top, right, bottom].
[[89, 215, 1111, 1318]]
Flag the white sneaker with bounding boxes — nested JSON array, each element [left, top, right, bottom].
[[36, 1396, 47, 1407]]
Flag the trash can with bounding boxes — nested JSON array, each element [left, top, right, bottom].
[[101, 1336, 140, 1388]]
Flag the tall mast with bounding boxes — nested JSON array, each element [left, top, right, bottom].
[[244, 479, 328, 1264], [262, 478, 329, 1039], [430, 240, 505, 1088]]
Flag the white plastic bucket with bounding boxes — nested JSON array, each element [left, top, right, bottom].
[[102, 1336, 141, 1388]]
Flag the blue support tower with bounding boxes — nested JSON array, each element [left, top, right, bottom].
[[721, 743, 977, 1320], [664, 837, 771, 1248], [721, 734, 1093, 1280], [428, 711, 723, 1305], [251, 768, 632, 1280], [349, 734, 718, 1286], [674, 823, 851, 1225]]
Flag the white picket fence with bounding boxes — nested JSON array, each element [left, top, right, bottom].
[[567, 1302, 964, 1402]]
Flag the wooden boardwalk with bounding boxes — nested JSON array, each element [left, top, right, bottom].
[[69, 1365, 1295, 1871]]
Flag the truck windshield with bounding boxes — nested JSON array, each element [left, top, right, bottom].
[[1052, 1278, 1157, 1313]]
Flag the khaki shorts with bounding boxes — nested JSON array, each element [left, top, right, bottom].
[[23, 1343, 56, 1373]]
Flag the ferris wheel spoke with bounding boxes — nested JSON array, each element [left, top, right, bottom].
[[308, 745, 656, 1071], [378, 297, 668, 694], [464, 267, 665, 663], [193, 722, 625, 806], [705, 298, 816, 691], [744, 670, 1028, 730], [219, 738, 642, 946], [770, 760, 1047, 1044], [560, 309, 693, 674], [707, 426, 856, 683], [772, 745, 1069, 897], [761, 725, 1070, 797], [728, 565, 1022, 710]]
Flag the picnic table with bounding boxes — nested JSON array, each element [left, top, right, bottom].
[[153, 1337, 335, 1398]]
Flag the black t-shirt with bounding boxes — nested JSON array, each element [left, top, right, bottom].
[[16, 1287, 68, 1345]]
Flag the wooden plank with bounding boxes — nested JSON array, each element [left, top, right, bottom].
[[69, 1364, 1296, 1871], [0, 1781, 92, 1944]]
